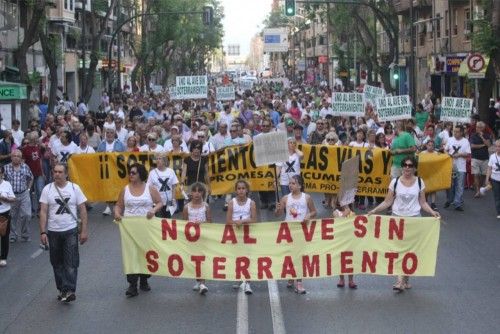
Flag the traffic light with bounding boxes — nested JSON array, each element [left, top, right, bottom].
[[284, 0, 296, 17], [390, 65, 400, 91], [203, 6, 213, 26]]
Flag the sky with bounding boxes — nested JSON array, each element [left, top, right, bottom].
[[220, 0, 273, 57]]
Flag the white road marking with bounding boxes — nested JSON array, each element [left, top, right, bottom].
[[236, 283, 248, 334], [30, 249, 43, 259], [267, 280, 286, 334]]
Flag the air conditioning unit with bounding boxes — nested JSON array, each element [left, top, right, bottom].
[[427, 22, 433, 32], [417, 24, 426, 34]]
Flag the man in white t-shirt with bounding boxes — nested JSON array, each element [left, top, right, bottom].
[[52, 130, 78, 164], [444, 125, 471, 211], [219, 104, 234, 128], [39, 163, 88, 303], [11, 119, 24, 147], [114, 118, 128, 144], [486, 139, 500, 218], [319, 99, 333, 118]]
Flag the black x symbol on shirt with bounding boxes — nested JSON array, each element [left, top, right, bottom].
[[285, 160, 296, 173], [55, 198, 71, 215], [158, 177, 171, 192], [495, 162, 500, 172], [60, 152, 70, 163], [452, 146, 461, 155]]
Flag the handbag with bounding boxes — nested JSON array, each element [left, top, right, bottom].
[[0, 215, 8, 237], [54, 183, 82, 233]]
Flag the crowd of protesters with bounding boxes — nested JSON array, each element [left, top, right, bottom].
[[0, 79, 498, 300]]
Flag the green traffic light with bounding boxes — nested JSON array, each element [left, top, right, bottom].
[[287, 7, 293, 14], [393, 74, 399, 80]]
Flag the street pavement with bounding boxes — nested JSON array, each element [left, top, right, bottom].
[[1, 188, 499, 334]]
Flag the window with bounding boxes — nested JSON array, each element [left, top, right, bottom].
[[319, 35, 326, 46], [453, 9, 458, 35], [436, 14, 441, 38], [465, 8, 471, 40], [64, 0, 74, 11]]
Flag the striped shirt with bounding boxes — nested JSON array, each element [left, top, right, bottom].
[[4, 163, 33, 194]]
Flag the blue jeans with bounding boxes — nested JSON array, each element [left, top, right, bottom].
[[491, 179, 500, 215], [446, 172, 465, 208], [48, 228, 79, 293], [31, 175, 45, 213]]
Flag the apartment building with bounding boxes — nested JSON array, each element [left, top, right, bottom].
[[391, 0, 486, 100]]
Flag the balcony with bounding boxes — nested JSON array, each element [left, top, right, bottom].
[[393, 0, 432, 14]]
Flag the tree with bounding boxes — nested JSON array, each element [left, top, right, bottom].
[[81, 0, 118, 102], [473, 0, 500, 120], [39, 31, 60, 114]]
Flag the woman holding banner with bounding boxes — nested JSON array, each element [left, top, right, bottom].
[[367, 156, 439, 292], [114, 163, 164, 298], [275, 175, 317, 294]]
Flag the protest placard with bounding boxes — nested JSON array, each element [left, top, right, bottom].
[[240, 79, 254, 91], [119, 216, 441, 280], [332, 92, 365, 117], [363, 85, 386, 108], [338, 156, 360, 207], [68, 146, 452, 201], [440, 97, 473, 123], [375, 95, 412, 121], [170, 75, 208, 99], [216, 86, 236, 101], [253, 131, 289, 167]]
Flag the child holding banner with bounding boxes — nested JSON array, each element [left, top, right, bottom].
[[275, 175, 317, 294], [226, 180, 257, 295], [183, 182, 212, 295]]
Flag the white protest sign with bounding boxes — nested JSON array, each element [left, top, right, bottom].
[[171, 75, 208, 99], [253, 131, 289, 167], [332, 92, 364, 117], [240, 80, 254, 91], [216, 86, 235, 101], [363, 85, 386, 108], [338, 155, 360, 207], [440, 97, 473, 124], [375, 95, 412, 121]]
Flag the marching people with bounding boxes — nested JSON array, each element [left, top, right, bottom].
[[147, 153, 179, 218], [114, 163, 163, 298], [333, 203, 357, 289], [470, 121, 492, 198], [367, 156, 439, 292], [0, 166, 17, 267], [182, 182, 212, 294], [276, 137, 304, 196], [226, 180, 257, 294], [4, 150, 33, 242], [275, 175, 316, 294], [39, 163, 88, 302], [444, 125, 471, 211], [21, 132, 45, 216], [485, 139, 500, 219]]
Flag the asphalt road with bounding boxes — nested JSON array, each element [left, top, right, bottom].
[[1, 189, 499, 334]]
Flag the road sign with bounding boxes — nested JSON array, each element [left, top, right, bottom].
[[467, 53, 485, 72], [263, 28, 288, 52]]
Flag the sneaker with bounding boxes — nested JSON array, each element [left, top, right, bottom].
[[139, 281, 151, 292], [232, 283, 241, 289], [430, 203, 438, 211], [57, 291, 63, 301], [21, 237, 31, 242], [243, 282, 253, 295], [497, 215, 500, 219], [63, 291, 76, 303], [444, 201, 450, 208], [294, 281, 306, 294], [199, 283, 208, 295], [0, 260, 6, 267], [193, 282, 201, 291], [392, 281, 404, 292], [125, 285, 138, 297], [455, 206, 464, 212], [102, 205, 112, 216]]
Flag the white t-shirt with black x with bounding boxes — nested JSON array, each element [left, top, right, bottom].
[[147, 167, 179, 205]]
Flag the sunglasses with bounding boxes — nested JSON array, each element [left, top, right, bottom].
[[148, 138, 156, 141], [326, 139, 335, 142], [230, 129, 237, 132], [129, 171, 137, 175], [402, 163, 414, 168]]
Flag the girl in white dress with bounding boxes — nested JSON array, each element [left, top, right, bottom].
[[182, 182, 212, 294], [226, 180, 257, 295], [275, 175, 316, 294]]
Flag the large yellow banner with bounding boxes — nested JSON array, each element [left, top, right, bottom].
[[119, 216, 440, 280], [68, 145, 452, 201]]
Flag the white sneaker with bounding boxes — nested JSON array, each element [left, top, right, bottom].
[[0, 260, 7, 267], [102, 205, 112, 216], [244, 282, 253, 295], [192, 282, 200, 291], [497, 215, 500, 219], [199, 283, 208, 295]]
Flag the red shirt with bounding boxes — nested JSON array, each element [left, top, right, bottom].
[[21, 145, 43, 177]]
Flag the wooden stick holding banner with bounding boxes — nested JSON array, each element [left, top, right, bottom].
[[253, 131, 289, 203]]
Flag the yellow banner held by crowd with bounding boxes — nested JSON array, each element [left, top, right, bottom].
[[119, 216, 441, 280], [68, 145, 452, 202]]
